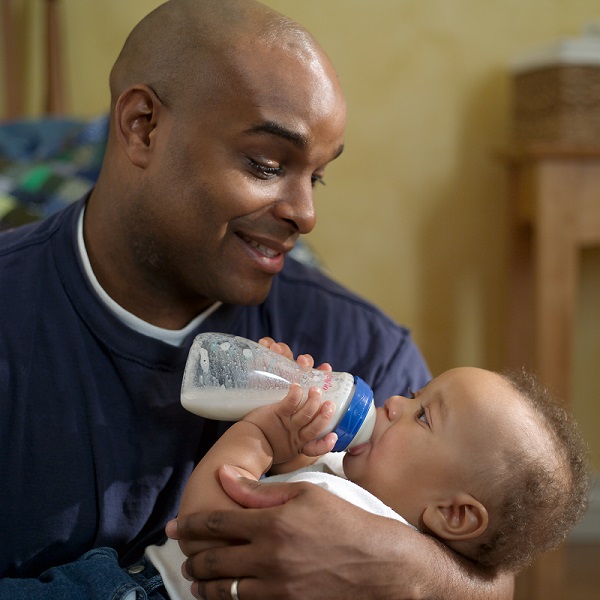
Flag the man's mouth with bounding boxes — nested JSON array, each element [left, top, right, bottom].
[[240, 234, 281, 259]]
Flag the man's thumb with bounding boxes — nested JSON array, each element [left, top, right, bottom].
[[219, 464, 300, 508]]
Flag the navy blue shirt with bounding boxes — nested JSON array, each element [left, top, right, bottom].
[[0, 199, 430, 578]]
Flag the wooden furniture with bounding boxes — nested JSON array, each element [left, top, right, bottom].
[[1, 0, 64, 118], [505, 145, 600, 600]]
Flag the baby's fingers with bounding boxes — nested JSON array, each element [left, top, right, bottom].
[[296, 398, 335, 443], [302, 431, 338, 457], [290, 386, 322, 426], [279, 383, 304, 417], [258, 337, 294, 360]]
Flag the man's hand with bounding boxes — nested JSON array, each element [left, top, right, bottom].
[[167, 466, 514, 600], [170, 468, 406, 599]]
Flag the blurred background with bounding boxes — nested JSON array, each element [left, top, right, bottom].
[[2, 1, 599, 597]]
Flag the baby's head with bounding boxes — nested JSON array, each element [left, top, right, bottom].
[[343, 367, 589, 573]]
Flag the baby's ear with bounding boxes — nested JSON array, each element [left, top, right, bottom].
[[422, 493, 488, 541]]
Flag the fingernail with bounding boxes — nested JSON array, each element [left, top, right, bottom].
[[165, 519, 178, 538], [222, 464, 242, 478]]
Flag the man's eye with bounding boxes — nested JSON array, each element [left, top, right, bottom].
[[311, 175, 326, 188], [248, 159, 281, 179]]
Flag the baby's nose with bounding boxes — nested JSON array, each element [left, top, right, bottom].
[[385, 395, 406, 419]]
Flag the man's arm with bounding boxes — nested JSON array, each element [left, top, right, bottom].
[[170, 469, 514, 600]]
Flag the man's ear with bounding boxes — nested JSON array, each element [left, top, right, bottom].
[[114, 85, 162, 169], [422, 493, 489, 541]]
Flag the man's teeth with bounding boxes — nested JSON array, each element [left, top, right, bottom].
[[243, 237, 279, 258]]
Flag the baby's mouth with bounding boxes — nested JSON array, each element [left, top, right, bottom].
[[346, 441, 371, 456]]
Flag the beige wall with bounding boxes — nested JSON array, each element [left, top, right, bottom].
[[4, 0, 600, 468]]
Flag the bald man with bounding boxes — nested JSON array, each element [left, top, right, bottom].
[[0, 0, 512, 598]]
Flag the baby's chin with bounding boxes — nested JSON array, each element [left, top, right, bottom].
[[342, 440, 372, 477]]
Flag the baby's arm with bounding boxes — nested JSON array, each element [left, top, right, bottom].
[[178, 384, 336, 520]]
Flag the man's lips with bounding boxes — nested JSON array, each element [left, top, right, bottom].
[[236, 232, 295, 275], [239, 234, 281, 259]]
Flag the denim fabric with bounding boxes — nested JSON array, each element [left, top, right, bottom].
[[125, 554, 170, 600], [0, 547, 169, 600]]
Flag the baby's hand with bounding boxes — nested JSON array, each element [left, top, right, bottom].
[[258, 337, 332, 373], [245, 384, 337, 464]]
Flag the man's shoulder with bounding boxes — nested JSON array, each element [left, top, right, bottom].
[[260, 257, 420, 371], [0, 202, 75, 258], [0, 204, 79, 316], [274, 257, 393, 321]]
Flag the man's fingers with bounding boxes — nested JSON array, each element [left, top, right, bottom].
[[186, 542, 252, 580], [172, 508, 250, 543], [198, 577, 262, 600], [168, 474, 305, 545]]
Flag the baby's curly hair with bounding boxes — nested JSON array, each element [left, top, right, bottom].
[[466, 369, 590, 573]]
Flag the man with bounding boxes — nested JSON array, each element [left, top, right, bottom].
[[0, 0, 512, 598]]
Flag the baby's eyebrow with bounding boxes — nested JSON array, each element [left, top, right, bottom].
[[426, 392, 446, 430], [436, 395, 448, 425]]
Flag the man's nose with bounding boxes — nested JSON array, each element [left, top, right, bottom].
[[274, 178, 317, 234]]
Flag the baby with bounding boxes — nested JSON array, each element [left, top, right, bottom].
[[159, 345, 589, 598]]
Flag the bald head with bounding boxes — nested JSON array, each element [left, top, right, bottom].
[[110, 0, 330, 110], [86, 0, 346, 328]]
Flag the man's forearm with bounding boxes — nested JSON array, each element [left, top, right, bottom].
[[386, 524, 514, 600]]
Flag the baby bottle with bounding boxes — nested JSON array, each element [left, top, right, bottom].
[[180, 332, 375, 452]]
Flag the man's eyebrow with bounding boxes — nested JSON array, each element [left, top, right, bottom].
[[245, 121, 345, 161], [245, 121, 309, 150]]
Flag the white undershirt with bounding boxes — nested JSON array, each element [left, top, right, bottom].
[[78, 205, 220, 598], [77, 205, 221, 346]]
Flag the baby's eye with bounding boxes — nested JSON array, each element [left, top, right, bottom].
[[417, 406, 429, 425]]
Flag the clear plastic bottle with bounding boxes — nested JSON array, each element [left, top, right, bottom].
[[181, 332, 375, 452]]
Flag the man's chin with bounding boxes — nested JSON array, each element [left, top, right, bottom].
[[223, 278, 274, 307]]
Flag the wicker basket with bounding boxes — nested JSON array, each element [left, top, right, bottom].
[[512, 64, 600, 146]]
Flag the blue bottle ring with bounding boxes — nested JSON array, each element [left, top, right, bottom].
[[332, 376, 374, 452]]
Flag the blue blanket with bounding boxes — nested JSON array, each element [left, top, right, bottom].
[[0, 116, 108, 229]]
